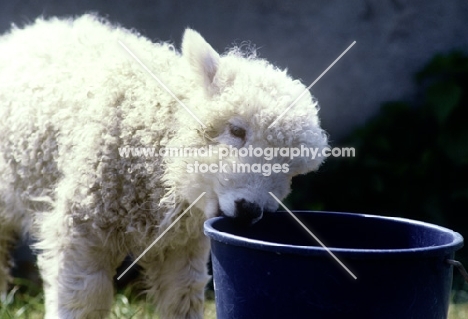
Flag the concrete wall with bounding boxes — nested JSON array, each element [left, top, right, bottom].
[[1, 0, 467, 139]]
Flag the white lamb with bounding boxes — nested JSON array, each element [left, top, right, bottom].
[[0, 14, 327, 319]]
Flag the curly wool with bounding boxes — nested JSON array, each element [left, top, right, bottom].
[[0, 14, 327, 319]]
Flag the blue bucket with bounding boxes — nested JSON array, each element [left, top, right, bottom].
[[204, 211, 464, 319]]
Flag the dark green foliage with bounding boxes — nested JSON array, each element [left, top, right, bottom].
[[288, 51, 468, 292], [288, 52, 468, 265]]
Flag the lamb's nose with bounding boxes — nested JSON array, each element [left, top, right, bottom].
[[234, 199, 263, 224]]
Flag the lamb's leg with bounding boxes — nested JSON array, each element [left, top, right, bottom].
[[0, 223, 17, 297], [141, 235, 211, 319], [37, 213, 124, 319]]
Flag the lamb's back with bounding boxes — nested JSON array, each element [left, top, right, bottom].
[[0, 15, 180, 232]]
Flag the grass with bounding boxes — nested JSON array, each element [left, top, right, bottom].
[[449, 304, 468, 319], [0, 278, 216, 319], [1, 279, 467, 318]]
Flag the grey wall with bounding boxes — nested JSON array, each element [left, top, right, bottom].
[[1, 0, 467, 141]]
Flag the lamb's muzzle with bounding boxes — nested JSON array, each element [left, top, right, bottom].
[[232, 198, 264, 225]]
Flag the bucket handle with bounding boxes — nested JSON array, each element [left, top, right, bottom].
[[446, 259, 468, 283]]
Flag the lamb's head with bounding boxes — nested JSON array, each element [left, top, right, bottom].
[[162, 29, 328, 224]]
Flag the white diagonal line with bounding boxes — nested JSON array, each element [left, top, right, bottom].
[[269, 192, 357, 280], [117, 192, 206, 280], [268, 41, 356, 128], [118, 40, 207, 128]]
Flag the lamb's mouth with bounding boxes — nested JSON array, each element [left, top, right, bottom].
[[217, 207, 264, 226], [217, 208, 226, 217]]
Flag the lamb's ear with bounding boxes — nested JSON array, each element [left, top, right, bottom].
[[182, 29, 220, 92]]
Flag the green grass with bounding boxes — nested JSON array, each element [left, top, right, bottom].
[[449, 304, 468, 319], [0, 279, 466, 318], [0, 279, 216, 319]]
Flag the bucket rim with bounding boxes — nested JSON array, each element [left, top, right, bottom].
[[204, 211, 464, 257]]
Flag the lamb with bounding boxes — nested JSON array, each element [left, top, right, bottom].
[[0, 14, 327, 318]]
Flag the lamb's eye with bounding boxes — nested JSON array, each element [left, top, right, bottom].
[[229, 125, 246, 139]]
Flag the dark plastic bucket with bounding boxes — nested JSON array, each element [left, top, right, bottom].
[[204, 211, 464, 319]]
